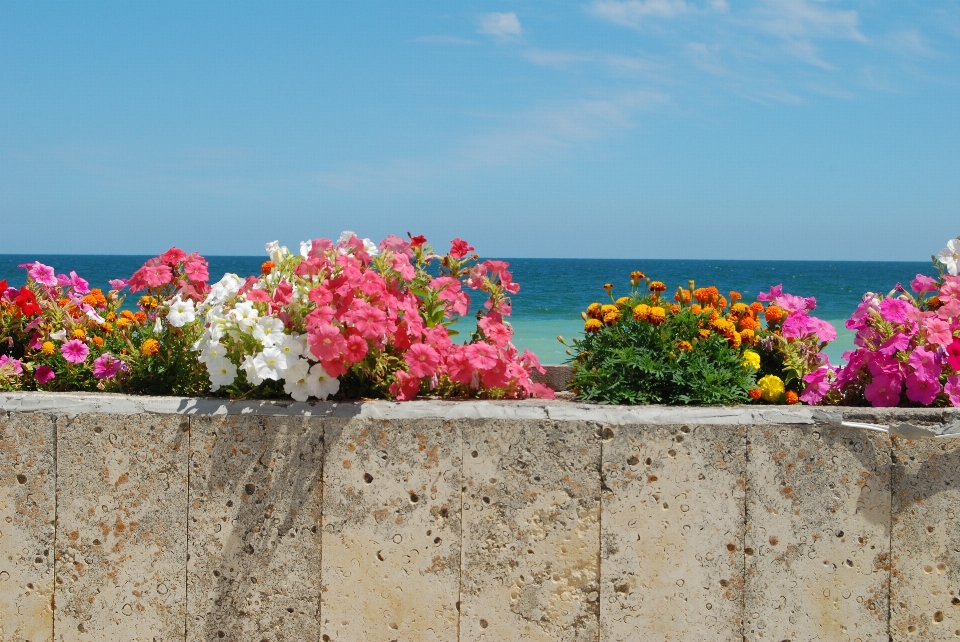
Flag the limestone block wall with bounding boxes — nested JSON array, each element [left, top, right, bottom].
[[1, 393, 959, 641]]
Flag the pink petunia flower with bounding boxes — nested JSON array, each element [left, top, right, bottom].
[[108, 278, 129, 290], [479, 316, 513, 348], [864, 373, 903, 407], [343, 334, 369, 364], [923, 316, 955, 347], [183, 254, 209, 282], [946, 375, 960, 407], [800, 367, 834, 405], [905, 372, 940, 406], [61, 339, 89, 364], [35, 365, 56, 384], [0, 355, 23, 376], [309, 324, 346, 361], [480, 358, 511, 389], [405, 343, 440, 379], [465, 342, 498, 370], [26, 261, 57, 287], [449, 238, 474, 259], [389, 369, 422, 400], [93, 353, 125, 379], [68, 271, 90, 294], [911, 274, 939, 294], [159, 247, 187, 265], [908, 346, 940, 381]]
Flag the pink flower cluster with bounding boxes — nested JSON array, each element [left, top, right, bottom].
[[806, 274, 960, 407], [299, 235, 550, 400], [129, 247, 210, 301]]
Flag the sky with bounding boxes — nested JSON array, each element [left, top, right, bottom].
[[1, 1, 959, 260]]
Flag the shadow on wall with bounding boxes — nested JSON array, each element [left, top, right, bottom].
[[188, 415, 325, 640]]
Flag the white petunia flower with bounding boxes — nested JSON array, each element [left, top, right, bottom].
[[166, 296, 196, 328], [153, 317, 163, 333], [50, 329, 66, 341], [300, 240, 313, 258], [939, 238, 960, 276], [253, 316, 286, 347], [253, 347, 286, 381], [241, 355, 264, 386], [336, 230, 379, 257], [207, 357, 237, 392], [204, 273, 243, 309], [231, 300, 259, 332], [199, 342, 227, 365], [265, 240, 289, 264], [277, 333, 306, 361], [282, 359, 313, 402], [308, 363, 340, 400]]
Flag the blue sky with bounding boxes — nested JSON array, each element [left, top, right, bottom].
[[1, 1, 959, 260]]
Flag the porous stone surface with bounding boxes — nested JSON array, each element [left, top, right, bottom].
[[600, 423, 746, 641], [320, 418, 461, 642], [187, 415, 324, 641], [460, 419, 600, 641], [0, 412, 56, 642], [890, 436, 960, 640], [54, 413, 188, 641], [744, 424, 891, 641]]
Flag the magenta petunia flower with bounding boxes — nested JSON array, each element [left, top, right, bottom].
[[905, 372, 940, 406], [35, 365, 56, 384], [864, 373, 902, 407], [911, 274, 939, 294], [26, 261, 57, 287], [68, 271, 90, 294], [61, 339, 89, 364], [0, 355, 23, 376], [93, 353, 125, 379], [946, 375, 960, 407]]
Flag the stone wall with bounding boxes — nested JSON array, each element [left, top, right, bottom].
[[1, 392, 959, 641]]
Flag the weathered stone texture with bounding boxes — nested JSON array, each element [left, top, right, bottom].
[[187, 415, 324, 641], [891, 437, 960, 641], [744, 424, 891, 641], [320, 418, 461, 642], [460, 420, 600, 641], [54, 413, 188, 641], [601, 423, 746, 641], [0, 413, 56, 642]]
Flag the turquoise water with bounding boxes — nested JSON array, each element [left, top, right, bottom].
[[1, 256, 936, 365]]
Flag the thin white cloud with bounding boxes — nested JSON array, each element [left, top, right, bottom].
[[887, 29, 935, 57], [412, 35, 479, 46], [687, 42, 725, 74], [589, 0, 692, 27], [523, 47, 658, 72], [478, 12, 523, 39], [755, 0, 867, 43]]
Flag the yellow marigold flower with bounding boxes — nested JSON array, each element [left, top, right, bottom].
[[603, 283, 614, 295], [105, 311, 117, 322], [727, 331, 742, 349], [92, 336, 104, 348], [731, 302, 748, 316], [601, 304, 617, 316], [616, 296, 631, 308], [41, 341, 56, 356], [710, 318, 735, 335], [741, 350, 760, 371], [584, 319, 603, 333], [740, 328, 756, 344], [100, 323, 114, 334], [72, 327, 86, 340], [757, 374, 785, 403], [765, 305, 784, 323], [633, 303, 651, 321], [676, 340, 693, 352], [603, 309, 621, 325], [141, 338, 160, 357], [586, 302, 602, 319], [629, 271, 645, 285], [785, 390, 799, 405], [116, 318, 130, 330], [699, 329, 711, 339], [649, 281, 666, 293], [649, 306, 666, 325], [139, 295, 158, 310]]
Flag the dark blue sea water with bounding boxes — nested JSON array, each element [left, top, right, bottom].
[[0, 255, 938, 365]]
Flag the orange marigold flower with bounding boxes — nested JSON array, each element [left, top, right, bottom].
[[699, 329, 711, 339], [139, 295, 158, 310], [633, 303, 651, 321], [649, 306, 666, 325], [58, 297, 71, 307], [601, 304, 618, 317], [674, 288, 691, 304], [41, 341, 56, 356], [694, 286, 719, 304], [134, 312, 147, 324], [785, 390, 799, 405], [765, 306, 784, 324], [750, 302, 764, 314], [730, 291, 742, 302], [603, 309, 621, 325], [670, 304, 680, 314], [121, 310, 136, 321], [261, 260, 275, 275], [738, 316, 759, 331], [92, 336, 105, 348], [718, 295, 728, 310], [586, 302, 602, 319], [676, 340, 693, 352], [748, 388, 763, 401], [690, 304, 702, 315], [585, 319, 603, 333], [649, 281, 667, 294], [616, 296, 631, 308], [141, 338, 160, 357], [82, 288, 107, 308]]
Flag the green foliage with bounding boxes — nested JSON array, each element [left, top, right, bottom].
[[568, 309, 755, 405]]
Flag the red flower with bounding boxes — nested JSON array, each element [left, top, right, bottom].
[[0, 279, 7, 294], [14, 287, 41, 316], [449, 238, 474, 259], [407, 233, 427, 248]]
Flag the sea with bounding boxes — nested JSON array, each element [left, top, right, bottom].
[[0, 256, 939, 366]]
